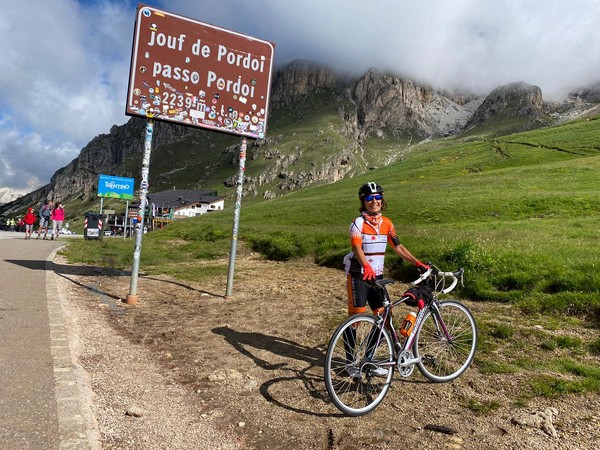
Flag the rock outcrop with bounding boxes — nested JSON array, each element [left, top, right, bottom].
[[44, 118, 212, 203], [577, 82, 600, 103], [344, 69, 482, 139], [465, 81, 545, 130], [270, 60, 340, 109]]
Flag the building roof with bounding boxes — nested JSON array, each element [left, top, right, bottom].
[[147, 189, 224, 208], [173, 198, 224, 210]]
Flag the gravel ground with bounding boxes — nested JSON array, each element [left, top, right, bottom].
[[55, 253, 600, 450], [57, 267, 243, 449]]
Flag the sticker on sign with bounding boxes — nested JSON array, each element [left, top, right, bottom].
[[126, 4, 275, 140]]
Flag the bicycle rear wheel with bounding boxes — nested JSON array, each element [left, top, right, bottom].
[[415, 301, 477, 382], [324, 314, 394, 416]]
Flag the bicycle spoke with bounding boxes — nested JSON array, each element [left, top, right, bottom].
[[415, 301, 477, 382], [324, 315, 394, 416]]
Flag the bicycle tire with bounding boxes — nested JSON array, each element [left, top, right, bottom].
[[324, 314, 394, 416], [414, 300, 477, 382]]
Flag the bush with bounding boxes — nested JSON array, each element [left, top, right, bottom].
[[313, 235, 348, 269], [247, 232, 307, 261], [526, 292, 598, 316], [162, 223, 229, 242], [315, 249, 347, 270], [589, 338, 600, 355]]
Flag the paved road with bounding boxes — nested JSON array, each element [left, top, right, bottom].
[[0, 231, 91, 449]]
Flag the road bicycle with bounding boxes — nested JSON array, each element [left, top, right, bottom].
[[324, 264, 477, 416]]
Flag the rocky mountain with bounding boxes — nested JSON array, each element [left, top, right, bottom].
[[464, 81, 547, 133], [0, 187, 30, 206], [270, 59, 341, 108], [45, 119, 202, 202], [347, 69, 482, 139], [577, 82, 600, 103], [1, 61, 598, 218]]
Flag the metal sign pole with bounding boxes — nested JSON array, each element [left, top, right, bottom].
[[124, 200, 129, 241], [126, 119, 154, 305], [225, 136, 247, 298]]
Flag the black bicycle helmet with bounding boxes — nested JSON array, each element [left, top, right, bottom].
[[358, 182, 384, 199]]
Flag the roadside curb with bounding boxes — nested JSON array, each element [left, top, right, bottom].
[[46, 245, 99, 449]]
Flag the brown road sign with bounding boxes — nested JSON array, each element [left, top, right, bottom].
[[126, 4, 275, 139]]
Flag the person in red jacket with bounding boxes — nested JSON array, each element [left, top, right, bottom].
[[343, 182, 429, 379], [22, 207, 37, 240]]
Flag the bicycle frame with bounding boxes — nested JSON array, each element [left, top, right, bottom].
[[367, 281, 457, 371]]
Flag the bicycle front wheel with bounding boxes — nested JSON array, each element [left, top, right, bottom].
[[324, 314, 394, 416], [415, 301, 477, 382]]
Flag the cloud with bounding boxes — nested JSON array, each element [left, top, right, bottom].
[[0, 117, 78, 189], [170, 0, 600, 98], [1, 0, 600, 193], [0, 0, 133, 191]]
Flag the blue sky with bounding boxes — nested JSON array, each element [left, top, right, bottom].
[[1, 0, 599, 195]]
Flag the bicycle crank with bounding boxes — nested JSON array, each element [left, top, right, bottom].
[[397, 350, 420, 377]]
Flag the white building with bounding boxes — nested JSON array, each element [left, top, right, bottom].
[[173, 197, 225, 218], [147, 189, 225, 219]]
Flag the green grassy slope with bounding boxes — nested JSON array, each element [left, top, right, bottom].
[[64, 115, 600, 320]]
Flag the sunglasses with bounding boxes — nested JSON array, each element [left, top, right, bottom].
[[364, 194, 383, 201]]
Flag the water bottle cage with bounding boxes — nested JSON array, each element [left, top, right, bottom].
[[400, 312, 417, 337]]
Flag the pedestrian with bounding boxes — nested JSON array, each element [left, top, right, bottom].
[[36, 200, 53, 239], [342, 182, 429, 379], [22, 208, 37, 240], [50, 201, 65, 240]]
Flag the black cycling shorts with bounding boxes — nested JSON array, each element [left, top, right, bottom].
[[348, 274, 385, 312]]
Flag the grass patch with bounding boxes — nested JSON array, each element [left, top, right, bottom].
[[475, 359, 519, 375], [512, 357, 600, 400], [473, 308, 599, 401], [589, 338, 600, 355], [61, 220, 231, 281], [528, 375, 592, 398], [462, 397, 502, 415], [540, 335, 583, 352], [487, 322, 515, 340]]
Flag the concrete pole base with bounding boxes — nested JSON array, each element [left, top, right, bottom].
[[125, 294, 139, 305]]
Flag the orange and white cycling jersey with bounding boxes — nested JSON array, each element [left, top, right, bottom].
[[345, 214, 401, 276]]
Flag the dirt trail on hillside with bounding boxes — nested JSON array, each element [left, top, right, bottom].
[[55, 253, 600, 450]]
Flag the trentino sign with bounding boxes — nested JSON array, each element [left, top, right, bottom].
[[97, 175, 135, 199], [126, 4, 275, 139]]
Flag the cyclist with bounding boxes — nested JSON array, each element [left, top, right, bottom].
[[343, 182, 429, 378]]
